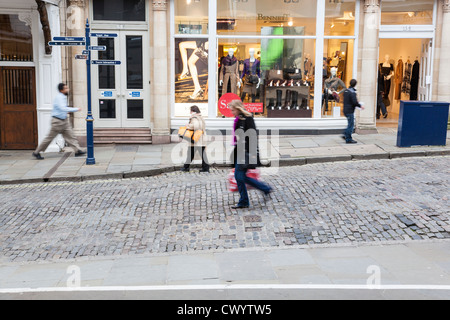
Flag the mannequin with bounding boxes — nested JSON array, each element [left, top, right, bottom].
[[380, 54, 394, 102], [241, 48, 261, 102], [323, 67, 346, 112], [304, 53, 313, 78], [219, 48, 241, 97]]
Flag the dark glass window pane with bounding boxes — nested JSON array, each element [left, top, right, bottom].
[[0, 14, 33, 62], [93, 0, 145, 22], [126, 36, 143, 89], [99, 100, 116, 118], [127, 100, 143, 119], [98, 38, 115, 89]]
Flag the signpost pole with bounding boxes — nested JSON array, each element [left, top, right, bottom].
[[85, 19, 96, 165]]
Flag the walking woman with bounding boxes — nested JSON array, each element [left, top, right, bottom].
[[229, 100, 272, 209], [181, 105, 210, 173]]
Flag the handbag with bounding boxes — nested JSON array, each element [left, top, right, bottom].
[[247, 75, 259, 84], [267, 69, 284, 81], [228, 168, 261, 193], [178, 126, 203, 143], [285, 68, 302, 80]]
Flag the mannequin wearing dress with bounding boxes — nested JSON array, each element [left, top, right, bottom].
[[380, 55, 394, 100], [323, 67, 346, 111]]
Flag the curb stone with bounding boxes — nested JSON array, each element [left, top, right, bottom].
[[0, 152, 449, 186]]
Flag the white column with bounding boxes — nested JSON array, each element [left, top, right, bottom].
[[357, 0, 380, 134], [438, 0, 450, 127], [152, 0, 171, 144], [67, 0, 88, 145]]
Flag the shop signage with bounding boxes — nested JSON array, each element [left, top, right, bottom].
[[244, 103, 264, 113], [257, 13, 290, 22], [218, 93, 240, 118], [101, 91, 113, 98], [129, 92, 141, 98]]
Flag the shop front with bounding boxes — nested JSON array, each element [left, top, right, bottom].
[[169, 0, 449, 136], [0, 0, 62, 151]]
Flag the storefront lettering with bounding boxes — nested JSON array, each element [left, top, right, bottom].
[[257, 14, 290, 22]]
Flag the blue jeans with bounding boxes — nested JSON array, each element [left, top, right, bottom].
[[344, 113, 355, 142], [235, 164, 272, 207]]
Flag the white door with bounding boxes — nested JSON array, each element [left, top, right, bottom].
[[418, 39, 433, 101], [92, 31, 150, 128]]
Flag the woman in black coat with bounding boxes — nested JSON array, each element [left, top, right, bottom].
[[229, 100, 272, 209]]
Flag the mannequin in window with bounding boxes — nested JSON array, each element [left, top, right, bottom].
[[304, 53, 313, 79], [380, 54, 394, 105], [219, 48, 241, 97], [323, 67, 347, 112], [241, 48, 261, 103]]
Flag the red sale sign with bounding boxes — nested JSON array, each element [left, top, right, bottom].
[[244, 103, 264, 113], [218, 93, 241, 118], [218, 94, 264, 117]]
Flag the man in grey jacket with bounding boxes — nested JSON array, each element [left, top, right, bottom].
[[343, 79, 365, 144]]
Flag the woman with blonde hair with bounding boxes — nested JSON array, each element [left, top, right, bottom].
[[229, 100, 272, 209]]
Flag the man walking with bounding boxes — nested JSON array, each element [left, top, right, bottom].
[[32, 83, 86, 160], [343, 79, 364, 144]]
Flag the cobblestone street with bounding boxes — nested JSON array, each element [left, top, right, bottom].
[[0, 157, 449, 264]]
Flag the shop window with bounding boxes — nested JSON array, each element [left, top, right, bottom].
[[93, 0, 146, 22], [322, 39, 354, 118], [217, 0, 317, 36], [325, 0, 356, 36], [174, 38, 209, 117], [0, 15, 33, 62], [381, 0, 434, 25], [217, 38, 316, 119], [175, 0, 208, 35]]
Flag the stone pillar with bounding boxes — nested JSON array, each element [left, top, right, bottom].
[[357, 0, 380, 134], [438, 0, 450, 127], [67, 0, 88, 146], [151, 1, 171, 144]]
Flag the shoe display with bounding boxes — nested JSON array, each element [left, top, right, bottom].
[[276, 90, 283, 110], [284, 90, 292, 110]]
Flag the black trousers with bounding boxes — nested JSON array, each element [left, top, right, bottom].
[[184, 146, 210, 170]]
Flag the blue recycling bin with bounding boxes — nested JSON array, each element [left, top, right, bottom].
[[397, 101, 449, 148]]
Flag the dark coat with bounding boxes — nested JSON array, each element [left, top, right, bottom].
[[232, 116, 261, 169], [343, 87, 361, 115]]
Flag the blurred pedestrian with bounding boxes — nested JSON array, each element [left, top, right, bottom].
[[229, 100, 272, 209], [32, 83, 86, 160]]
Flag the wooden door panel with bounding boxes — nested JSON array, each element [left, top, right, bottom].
[[0, 67, 37, 150]]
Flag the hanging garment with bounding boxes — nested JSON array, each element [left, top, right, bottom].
[[409, 60, 420, 101], [401, 61, 412, 95], [394, 59, 403, 100]]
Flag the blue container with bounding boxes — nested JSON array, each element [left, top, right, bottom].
[[397, 101, 449, 148]]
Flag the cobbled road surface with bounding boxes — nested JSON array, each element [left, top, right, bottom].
[[0, 157, 449, 264]]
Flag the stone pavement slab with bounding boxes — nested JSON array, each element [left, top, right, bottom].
[[0, 129, 448, 184]]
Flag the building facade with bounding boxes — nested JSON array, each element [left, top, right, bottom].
[[0, 0, 449, 149]]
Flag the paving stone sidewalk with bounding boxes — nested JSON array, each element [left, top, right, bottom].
[[0, 128, 449, 184]]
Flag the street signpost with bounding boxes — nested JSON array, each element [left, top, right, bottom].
[[48, 20, 119, 166], [88, 46, 107, 51]]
